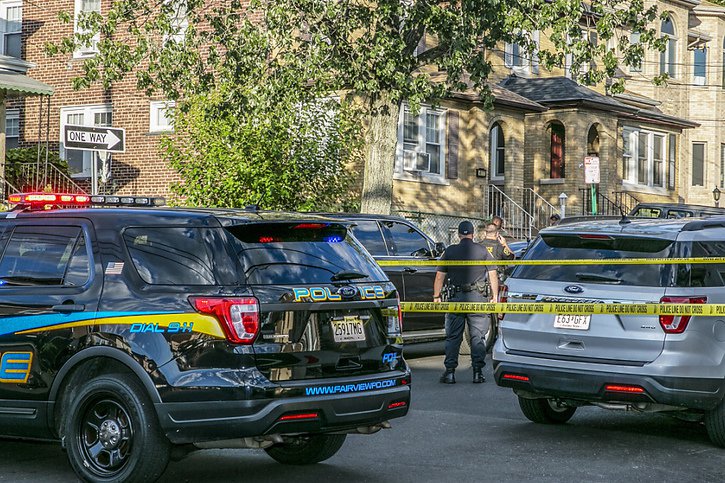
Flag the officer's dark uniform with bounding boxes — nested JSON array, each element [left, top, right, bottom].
[[479, 237, 514, 282], [437, 226, 495, 380]]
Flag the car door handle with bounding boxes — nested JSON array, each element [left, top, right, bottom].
[[403, 267, 418, 273], [52, 304, 86, 313]]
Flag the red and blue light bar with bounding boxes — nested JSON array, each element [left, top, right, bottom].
[[7, 192, 165, 208]]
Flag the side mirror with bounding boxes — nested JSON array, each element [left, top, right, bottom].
[[434, 242, 446, 258]]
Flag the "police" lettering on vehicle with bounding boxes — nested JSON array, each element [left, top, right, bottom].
[[292, 286, 386, 302], [0, 351, 33, 383]]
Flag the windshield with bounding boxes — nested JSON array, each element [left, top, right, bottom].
[[512, 234, 675, 287], [226, 222, 388, 285]]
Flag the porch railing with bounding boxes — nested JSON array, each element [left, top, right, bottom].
[[16, 163, 87, 194], [484, 185, 535, 240]]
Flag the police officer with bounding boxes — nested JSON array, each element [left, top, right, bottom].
[[433, 221, 498, 384]]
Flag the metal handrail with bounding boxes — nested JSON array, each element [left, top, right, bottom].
[[485, 185, 535, 240], [17, 163, 87, 194]]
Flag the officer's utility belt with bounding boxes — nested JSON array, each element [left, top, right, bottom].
[[454, 284, 478, 293]]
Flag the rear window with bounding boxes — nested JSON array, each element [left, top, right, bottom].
[[676, 241, 725, 287], [632, 207, 661, 218], [124, 227, 217, 285], [513, 234, 675, 287], [226, 222, 388, 285]]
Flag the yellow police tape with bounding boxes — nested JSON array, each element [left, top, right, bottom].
[[400, 301, 725, 316], [378, 257, 725, 267]]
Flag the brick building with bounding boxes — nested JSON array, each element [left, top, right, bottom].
[[3, 0, 725, 227]]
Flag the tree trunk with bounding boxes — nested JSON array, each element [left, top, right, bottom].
[[360, 93, 400, 215]]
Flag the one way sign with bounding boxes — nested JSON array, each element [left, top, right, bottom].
[[64, 125, 125, 153]]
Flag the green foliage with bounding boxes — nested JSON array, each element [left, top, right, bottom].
[[4, 148, 70, 192]]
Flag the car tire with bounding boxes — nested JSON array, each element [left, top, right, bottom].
[[64, 373, 170, 483], [705, 398, 725, 447], [265, 434, 347, 465], [518, 396, 576, 424]]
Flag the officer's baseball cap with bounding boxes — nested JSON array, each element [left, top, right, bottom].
[[458, 220, 474, 235]]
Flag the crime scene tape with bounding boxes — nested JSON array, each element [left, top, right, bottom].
[[378, 257, 725, 267], [400, 301, 725, 316]]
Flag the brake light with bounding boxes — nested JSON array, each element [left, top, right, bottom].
[[579, 234, 613, 240], [388, 401, 407, 409], [278, 412, 319, 422], [659, 296, 707, 334], [502, 373, 529, 382], [604, 384, 645, 394], [385, 296, 403, 336], [189, 296, 260, 344], [498, 284, 508, 320]]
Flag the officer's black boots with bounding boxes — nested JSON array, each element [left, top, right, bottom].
[[439, 369, 456, 384], [472, 368, 485, 384]]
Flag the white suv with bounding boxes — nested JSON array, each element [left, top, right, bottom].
[[493, 216, 725, 446]]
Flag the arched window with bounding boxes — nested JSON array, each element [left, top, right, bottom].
[[660, 16, 676, 77], [550, 122, 565, 179], [490, 123, 505, 179]]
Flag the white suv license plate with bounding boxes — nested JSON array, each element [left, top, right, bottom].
[[331, 316, 366, 342], [554, 314, 591, 330]]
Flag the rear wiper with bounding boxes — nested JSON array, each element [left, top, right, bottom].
[[0, 276, 62, 286], [331, 270, 369, 282], [575, 272, 622, 284]]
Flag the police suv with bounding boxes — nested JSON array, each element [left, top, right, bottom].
[[0, 193, 410, 482]]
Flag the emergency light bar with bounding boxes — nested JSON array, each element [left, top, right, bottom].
[[7, 192, 165, 208]]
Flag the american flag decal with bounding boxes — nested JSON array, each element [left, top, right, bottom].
[[105, 262, 125, 275]]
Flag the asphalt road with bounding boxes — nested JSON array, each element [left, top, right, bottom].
[[1, 347, 724, 482]]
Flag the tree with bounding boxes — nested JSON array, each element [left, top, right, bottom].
[[49, 0, 665, 213]]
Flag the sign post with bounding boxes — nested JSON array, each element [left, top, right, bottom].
[[63, 125, 125, 195], [584, 156, 600, 215]]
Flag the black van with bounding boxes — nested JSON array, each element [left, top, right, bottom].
[[0, 193, 410, 483]]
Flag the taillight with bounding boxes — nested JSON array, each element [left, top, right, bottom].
[[659, 296, 707, 334], [189, 296, 260, 343], [604, 384, 645, 394], [384, 297, 403, 336], [498, 284, 508, 320]]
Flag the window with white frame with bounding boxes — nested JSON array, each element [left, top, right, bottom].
[[694, 47, 707, 86], [149, 101, 175, 132], [490, 122, 505, 180], [74, 0, 101, 57], [396, 104, 445, 180], [164, 0, 188, 44], [504, 31, 539, 75], [629, 31, 642, 73], [5, 108, 18, 149], [1, 0, 22, 58], [622, 128, 669, 189], [660, 16, 676, 78], [60, 105, 112, 178]]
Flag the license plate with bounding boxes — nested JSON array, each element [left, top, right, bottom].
[[331, 316, 366, 343], [554, 314, 591, 330]]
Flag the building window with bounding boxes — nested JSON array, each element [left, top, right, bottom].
[[0, 1, 22, 58], [60, 105, 112, 178], [550, 123, 565, 179], [5, 108, 18, 149], [720, 144, 725, 189], [668, 134, 677, 190], [505, 31, 539, 74], [694, 47, 707, 85], [490, 122, 505, 180], [74, 0, 101, 57], [149, 101, 175, 132], [692, 142, 705, 187], [629, 32, 642, 73], [396, 104, 446, 181], [660, 16, 676, 78], [164, 0, 188, 44], [623, 128, 669, 189]]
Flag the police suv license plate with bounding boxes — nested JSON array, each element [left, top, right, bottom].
[[554, 314, 591, 330], [331, 316, 366, 342]]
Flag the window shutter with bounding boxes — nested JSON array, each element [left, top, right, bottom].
[[446, 111, 459, 179]]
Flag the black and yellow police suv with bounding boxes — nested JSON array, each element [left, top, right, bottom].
[[0, 192, 409, 483]]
